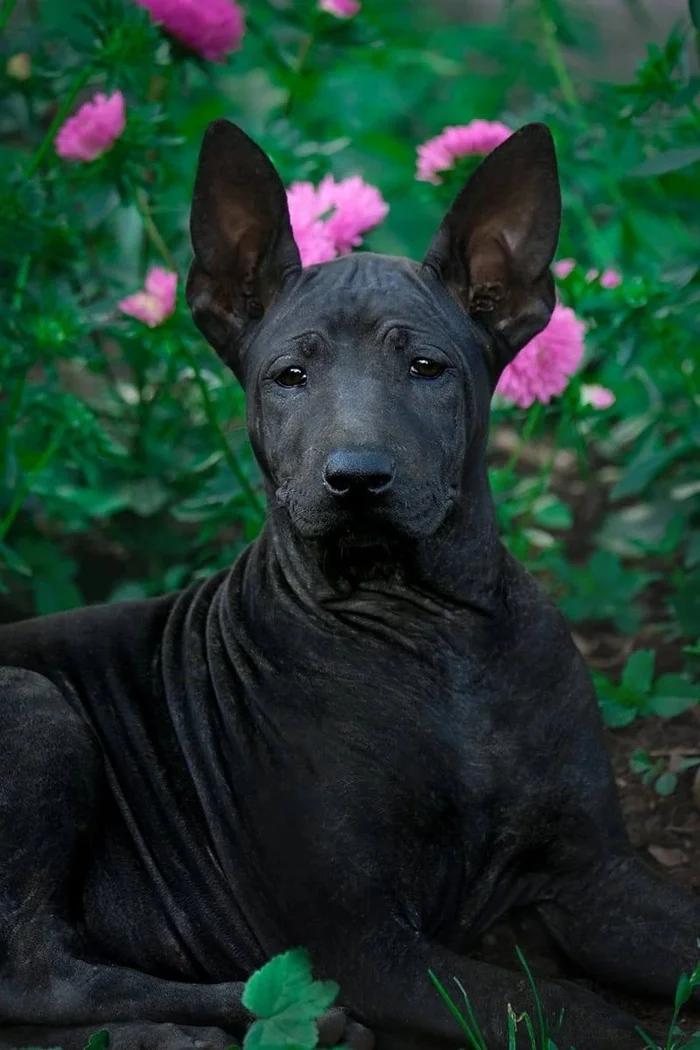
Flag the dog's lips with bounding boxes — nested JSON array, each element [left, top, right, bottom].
[[276, 478, 456, 544]]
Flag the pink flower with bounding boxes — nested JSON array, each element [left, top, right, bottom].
[[319, 0, 360, 15], [134, 0, 245, 62], [416, 120, 513, 184], [55, 91, 126, 162], [286, 183, 338, 267], [580, 384, 615, 409], [495, 303, 586, 409], [316, 175, 389, 253], [599, 268, 622, 289], [585, 267, 622, 288], [119, 266, 178, 327], [287, 174, 388, 267], [554, 258, 576, 279]]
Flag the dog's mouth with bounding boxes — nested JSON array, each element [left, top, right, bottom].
[[276, 480, 456, 548], [315, 525, 416, 590]]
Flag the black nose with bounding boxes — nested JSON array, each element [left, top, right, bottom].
[[323, 449, 395, 497]]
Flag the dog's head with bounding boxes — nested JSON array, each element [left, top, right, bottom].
[[187, 121, 560, 548]]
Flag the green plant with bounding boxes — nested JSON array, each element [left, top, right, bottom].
[[638, 957, 700, 1050], [595, 649, 700, 728]]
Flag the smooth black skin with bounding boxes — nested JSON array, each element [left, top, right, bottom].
[[1, 121, 699, 1050]]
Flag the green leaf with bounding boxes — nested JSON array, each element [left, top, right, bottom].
[[120, 479, 170, 517], [599, 700, 638, 729], [242, 949, 336, 1024], [33, 576, 83, 616], [654, 772, 678, 797], [243, 949, 313, 1018], [675, 971, 692, 1009], [629, 750, 653, 774], [629, 147, 700, 177], [83, 1032, 109, 1050], [620, 650, 655, 695], [650, 673, 699, 718], [243, 1016, 318, 1050], [610, 447, 676, 501], [533, 495, 573, 530], [690, 0, 700, 30]]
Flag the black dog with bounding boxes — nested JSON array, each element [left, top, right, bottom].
[[1, 121, 698, 1050]]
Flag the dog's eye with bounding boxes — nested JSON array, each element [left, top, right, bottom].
[[276, 366, 307, 388], [410, 358, 446, 379]]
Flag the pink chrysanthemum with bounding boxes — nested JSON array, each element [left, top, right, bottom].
[[55, 91, 126, 163], [134, 0, 245, 62], [318, 0, 360, 16], [554, 258, 576, 279], [416, 120, 513, 184], [495, 303, 586, 409], [580, 384, 615, 409], [286, 183, 338, 267], [316, 175, 389, 253], [119, 266, 178, 327], [286, 175, 388, 267]]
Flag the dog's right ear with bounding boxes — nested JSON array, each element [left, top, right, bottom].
[[186, 120, 301, 372]]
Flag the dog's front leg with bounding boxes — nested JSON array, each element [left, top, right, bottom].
[[538, 849, 700, 1003], [326, 923, 645, 1050]]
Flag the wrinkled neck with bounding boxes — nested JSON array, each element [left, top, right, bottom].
[[243, 461, 503, 621]]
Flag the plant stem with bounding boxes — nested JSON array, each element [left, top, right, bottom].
[[539, 9, 580, 114], [11, 254, 31, 312], [181, 345, 265, 520], [134, 189, 180, 273], [0, 0, 20, 35], [283, 11, 321, 118], [503, 402, 544, 476], [0, 428, 65, 542], [25, 64, 94, 177]]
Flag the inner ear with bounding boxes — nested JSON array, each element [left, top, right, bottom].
[[186, 120, 301, 372], [421, 123, 561, 379]]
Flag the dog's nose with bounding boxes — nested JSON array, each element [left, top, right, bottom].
[[323, 449, 395, 497]]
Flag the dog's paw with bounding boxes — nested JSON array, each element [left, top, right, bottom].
[[316, 1007, 374, 1050]]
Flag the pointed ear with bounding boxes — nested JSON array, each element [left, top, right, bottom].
[[186, 120, 301, 372], [421, 123, 561, 379]]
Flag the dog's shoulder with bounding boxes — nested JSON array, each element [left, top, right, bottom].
[[495, 548, 599, 714], [0, 589, 179, 687]]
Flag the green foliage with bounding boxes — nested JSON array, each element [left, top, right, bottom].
[[630, 748, 700, 798], [431, 947, 700, 1050], [637, 957, 700, 1050], [83, 1032, 110, 1050], [241, 948, 338, 1050], [0, 0, 698, 729], [596, 649, 700, 727]]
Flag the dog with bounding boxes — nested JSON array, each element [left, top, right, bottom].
[[0, 120, 698, 1050]]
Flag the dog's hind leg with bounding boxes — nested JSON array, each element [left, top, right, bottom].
[[0, 668, 253, 1031], [0, 670, 372, 1050]]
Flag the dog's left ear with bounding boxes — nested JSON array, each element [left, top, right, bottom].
[[187, 120, 301, 372], [422, 123, 561, 379]]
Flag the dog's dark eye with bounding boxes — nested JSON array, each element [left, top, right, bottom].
[[410, 358, 446, 379], [276, 366, 307, 388]]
